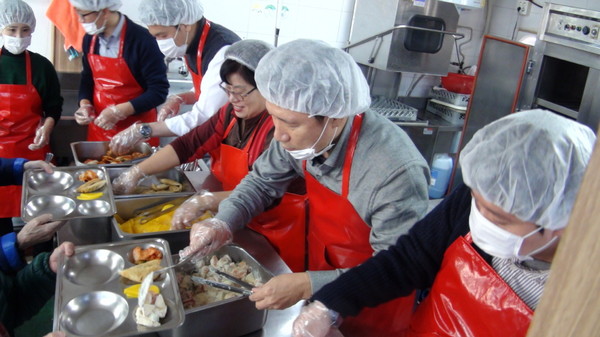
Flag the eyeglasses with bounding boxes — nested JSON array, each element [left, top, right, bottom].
[[219, 82, 257, 101]]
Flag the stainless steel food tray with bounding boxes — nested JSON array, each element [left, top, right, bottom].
[[112, 196, 191, 253], [159, 244, 273, 337], [106, 166, 196, 199], [71, 141, 153, 166], [53, 238, 185, 337], [21, 166, 116, 222]]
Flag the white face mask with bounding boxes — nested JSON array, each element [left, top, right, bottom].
[[469, 199, 558, 261], [286, 118, 338, 160], [82, 12, 106, 35], [2, 35, 31, 54], [157, 26, 188, 59]]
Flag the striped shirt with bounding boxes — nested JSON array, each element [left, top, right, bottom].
[[492, 257, 550, 309]]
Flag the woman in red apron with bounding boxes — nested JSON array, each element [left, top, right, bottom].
[[0, 0, 63, 233], [71, 1, 169, 146], [111, 39, 307, 272], [291, 110, 594, 337]]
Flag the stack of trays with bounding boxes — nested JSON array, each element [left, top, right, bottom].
[[21, 166, 116, 222], [53, 239, 185, 337]]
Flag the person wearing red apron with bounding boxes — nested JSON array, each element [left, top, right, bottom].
[[0, 0, 63, 233], [213, 116, 307, 273], [71, 1, 168, 147], [106, 0, 241, 157], [292, 110, 591, 337], [85, 24, 158, 146], [0, 52, 47, 223], [305, 114, 415, 337]]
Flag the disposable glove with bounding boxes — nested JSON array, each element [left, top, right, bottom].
[[28, 121, 52, 151], [110, 122, 144, 156], [179, 218, 233, 258], [74, 104, 95, 125], [112, 165, 145, 195], [24, 160, 54, 173], [95, 105, 128, 130], [157, 94, 184, 121], [171, 191, 218, 230], [292, 301, 343, 337]]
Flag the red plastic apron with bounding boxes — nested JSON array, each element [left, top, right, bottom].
[[185, 20, 211, 100], [211, 113, 307, 272], [408, 233, 534, 337], [305, 114, 414, 337], [87, 21, 158, 145], [0, 51, 48, 217]]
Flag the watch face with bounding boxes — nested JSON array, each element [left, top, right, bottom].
[[140, 124, 151, 138]]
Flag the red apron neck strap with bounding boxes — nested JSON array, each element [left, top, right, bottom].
[[89, 18, 128, 57]]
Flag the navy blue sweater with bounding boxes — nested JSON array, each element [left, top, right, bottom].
[[184, 17, 240, 75], [78, 15, 169, 114], [0, 158, 25, 187], [313, 184, 493, 317]]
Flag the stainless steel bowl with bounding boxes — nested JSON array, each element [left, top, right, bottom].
[[59, 291, 129, 336], [24, 195, 76, 219], [64, 249, 124, 286], [27, 171, 74, 193], [77, 200, 112, 216]]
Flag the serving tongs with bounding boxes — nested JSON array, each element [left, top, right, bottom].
[[191, 275, 253, 296], [133, 196, 189, 224], [138, 253, 195, 309]]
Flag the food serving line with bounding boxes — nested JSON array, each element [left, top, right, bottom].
[[48, 143, 301, 337]]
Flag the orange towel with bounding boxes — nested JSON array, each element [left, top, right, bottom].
[[46, 0, 86, 52]]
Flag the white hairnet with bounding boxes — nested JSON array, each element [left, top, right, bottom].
[[255, 39, 371, 118], [461, 109, 596, 230], [225, 39, 273, 72], [139, 0, 204, 26], [68, 0, 121, 11], [0, 0, 36, 32]]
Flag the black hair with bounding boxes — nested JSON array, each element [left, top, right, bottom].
[[219, 59, 256, 87]]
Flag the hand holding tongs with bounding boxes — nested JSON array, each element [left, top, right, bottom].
[[191, 267, 254, 296]]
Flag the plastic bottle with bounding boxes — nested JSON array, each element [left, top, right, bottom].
[[428, 153, 453, 199]]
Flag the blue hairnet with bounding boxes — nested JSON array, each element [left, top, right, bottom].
[[255, 39, 371, 118], [225, 39, 274, 72], [139, 0, 204, 26], [461, 109, 596, 230], [0, 0, 35, 32], [68, 0, 122, 11]]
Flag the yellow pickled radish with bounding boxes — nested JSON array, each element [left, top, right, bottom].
[[76, 192, 104, 200], [123, 283, 160, 298]]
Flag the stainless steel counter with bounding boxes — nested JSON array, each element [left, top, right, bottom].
[[57, 170, 301, 337]]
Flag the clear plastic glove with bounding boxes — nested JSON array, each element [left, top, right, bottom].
[[250, 273, 312, 310], [24, 160, 54, 173], [157, 94, 184, 121], [28, 122, 52, 151], [43, 332, 66, 337], [95, 105, 128, 130], [109, 122, 144, 156], [171, 191, 218, 230], [74, 104, 95, 125], [49, 241, 76, 273], [17, 214, 67, 251], [179, 218, 233, 258], [111, 164, 145, 195], [292, 301, 343, 337]]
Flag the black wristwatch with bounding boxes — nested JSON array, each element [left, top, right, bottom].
[[139, 123, 152, 139]]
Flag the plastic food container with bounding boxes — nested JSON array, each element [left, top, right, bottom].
[[158, 244, 273, 337], [71, 141, 153, 166], [21, 166, 116, 222], [440, 73, 475, 94], [426, 99, 467, 125], [53, 238, 185, 337], [430, 86, 470, 107]]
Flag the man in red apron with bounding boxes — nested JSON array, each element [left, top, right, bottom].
[[107, 0, 240, 156], [111, 40, 307, 272], [69, 0, 168, 146], [0, 0, 63, 233], [182, 40, 430, 336], [291, 109, 595, 337]]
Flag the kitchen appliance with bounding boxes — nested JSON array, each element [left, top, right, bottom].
[[347, 0, 462, 75], [519, 4, 600, 132]]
